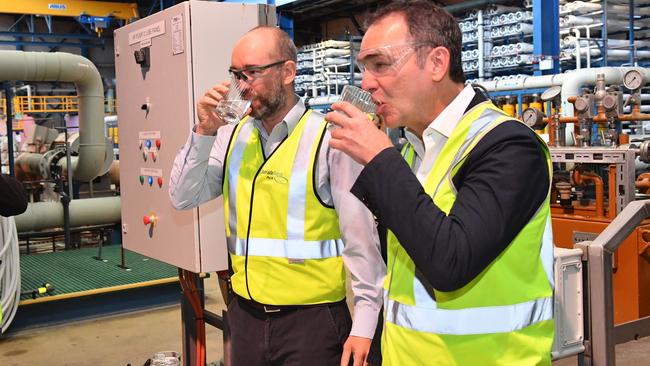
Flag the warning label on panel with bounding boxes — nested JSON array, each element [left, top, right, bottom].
[[139, 131, 161, 139], [141, 168, 163, 177], [171, 14, 184, 55]]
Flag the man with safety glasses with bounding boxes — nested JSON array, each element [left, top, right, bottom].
[[326, 1, 554, 365], [169, 26, 384, 366]]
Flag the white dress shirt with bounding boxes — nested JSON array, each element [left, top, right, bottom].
[[169, 98, 384, 339], [405, 85, 476, 178]]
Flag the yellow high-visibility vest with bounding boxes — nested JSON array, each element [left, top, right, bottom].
[[223, 110, 345, 305], [383, 102, 555, 365]]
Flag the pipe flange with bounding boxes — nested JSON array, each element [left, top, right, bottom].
[[42, 147, 67, 180], [640, 140, 650, 164]]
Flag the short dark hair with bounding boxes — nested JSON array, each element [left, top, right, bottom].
[[248, 26, 297, 63], [365, 0, 465, 83]]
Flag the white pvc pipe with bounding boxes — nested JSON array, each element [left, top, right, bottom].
[[573, 29, 581, 70]]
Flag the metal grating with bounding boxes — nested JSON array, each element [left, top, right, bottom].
[[19, 245, 178, 301]]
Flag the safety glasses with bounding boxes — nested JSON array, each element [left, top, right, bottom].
[[228, 60, 288, 82], [356, 42, 432, 76]]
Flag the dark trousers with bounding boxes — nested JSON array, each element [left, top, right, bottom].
[[228, 296, 352, 366], [366, 307, 383, 366]]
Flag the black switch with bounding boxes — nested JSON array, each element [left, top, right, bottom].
[[134, 47, 150, 69]]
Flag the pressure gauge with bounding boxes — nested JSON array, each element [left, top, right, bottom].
[[601, 94, 618, 112], [623, 70, 644, 90], [541, 86, 562, 102], [522, 107, 546, 130], [574, 96, 590, 113]]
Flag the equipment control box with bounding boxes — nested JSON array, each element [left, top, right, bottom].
[[114, 1, 276, 272]]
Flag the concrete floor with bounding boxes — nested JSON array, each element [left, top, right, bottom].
[[2, 278, 650, 366], [1, 280, 227, 366]]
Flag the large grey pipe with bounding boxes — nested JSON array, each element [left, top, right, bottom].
[[0, 51, 105, 181], [14, 197, 121, 232]]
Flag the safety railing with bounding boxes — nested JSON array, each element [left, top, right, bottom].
[[1, 96, 116, 115], [578, 199, 650, 365]]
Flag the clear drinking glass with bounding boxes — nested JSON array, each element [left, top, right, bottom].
[[328, 85, 377, 129], [338, 85, 376, 116], [151, 351, 180, 366], [215, 76, 251, 124]]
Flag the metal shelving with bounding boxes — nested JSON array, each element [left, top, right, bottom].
[[460, 5, 536, 81], [295, 38, 360, 108], [559, 0, 650, 69]]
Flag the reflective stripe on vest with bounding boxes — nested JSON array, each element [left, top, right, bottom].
[[385, 295, 553, 335], [224, 117, 254, 239], [227, 236, 344, 259]]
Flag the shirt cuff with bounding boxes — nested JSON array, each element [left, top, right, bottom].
[[350, 301, 381, 339], [188, 130, 218, 159]]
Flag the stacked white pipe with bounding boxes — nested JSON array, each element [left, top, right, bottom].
[[296, 40, 360, 98], [560, 0, 648, 68]]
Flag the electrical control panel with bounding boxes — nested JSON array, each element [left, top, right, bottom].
[[114, 1, 276, 272]]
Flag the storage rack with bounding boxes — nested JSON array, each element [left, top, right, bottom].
[[559, 0, 650, 69], [460, 4, 535, 83], [295, 37, 361, 108]]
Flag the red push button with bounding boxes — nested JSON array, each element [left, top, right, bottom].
[[156, 139, 161, 149], [157, 177, 163, 188], [143, 212, 158, 227]]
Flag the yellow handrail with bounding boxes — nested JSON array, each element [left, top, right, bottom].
[[1, 96, 117, 115]]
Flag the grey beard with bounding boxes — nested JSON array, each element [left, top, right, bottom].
[[252, 90, 287, 120]]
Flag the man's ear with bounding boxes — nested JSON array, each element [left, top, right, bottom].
[[282, 60, 297, 86], [426, 47, 451, 83]]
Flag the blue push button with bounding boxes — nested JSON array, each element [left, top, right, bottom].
[[148, 176, 153, 186], [146, 140, 152, 149]]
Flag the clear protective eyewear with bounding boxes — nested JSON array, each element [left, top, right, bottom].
[[228, 60, 288, 82], [356, 42, 432, 76]]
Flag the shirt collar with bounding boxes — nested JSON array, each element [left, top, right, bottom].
[[283, 96, 306, 136], [426, 84, 476, 138], [253, 96, 305, 138], [404, 85, 476, 155]]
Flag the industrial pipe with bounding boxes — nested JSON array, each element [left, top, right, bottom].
[[109, 160, 120, 186], [0, 51, 105, 181], [13, 196, 121, 233], [478, 67, 650, 117], [573, 170, 605, 218], [635, 173, 650, 195], [444, 0, 513, 14]]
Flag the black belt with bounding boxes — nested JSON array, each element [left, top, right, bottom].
[[236, 295, 344, 315]]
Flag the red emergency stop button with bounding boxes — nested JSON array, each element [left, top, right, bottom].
[[143, 212, 158, 227]]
